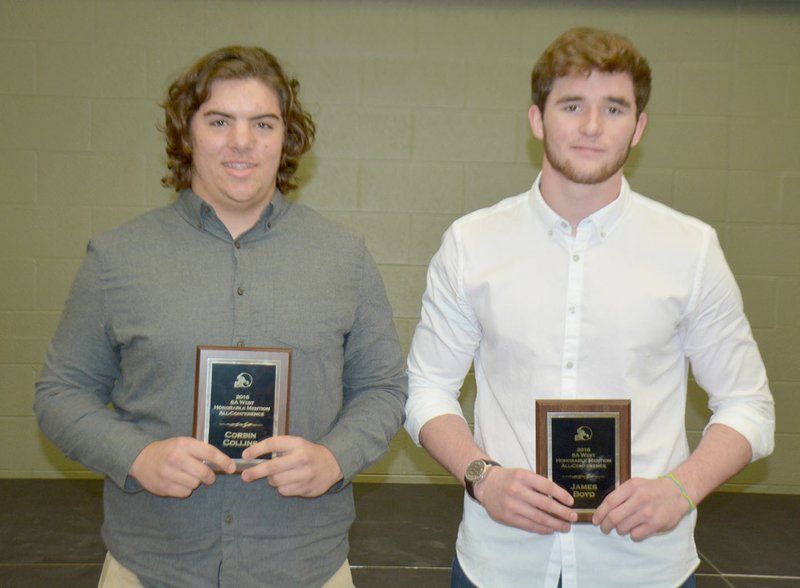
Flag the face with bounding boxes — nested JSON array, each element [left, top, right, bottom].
[[189, 77, 285, 220], [529, 71, 647, 186]]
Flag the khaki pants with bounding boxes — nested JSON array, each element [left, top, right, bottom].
[[98, 551, 355, 588]]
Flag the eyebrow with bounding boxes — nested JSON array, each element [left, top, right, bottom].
[[606, 96, 633, 108], [554, 95, 583, 105], [201, 109, 282, 121], [554, 95, 632, 108]]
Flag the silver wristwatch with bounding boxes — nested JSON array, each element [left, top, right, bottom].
[[464, 458, 501, 501]]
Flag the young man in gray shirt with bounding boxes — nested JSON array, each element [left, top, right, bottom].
[[35, 46, 406, 588]]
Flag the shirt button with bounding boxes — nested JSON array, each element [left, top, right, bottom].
[[568, 305, 576, 314], [234, 240, 241, 249], [560, 221, 569, 229], [566, 361, 574, 369], [572, 254, 580, 262], [224, 514, 233, 524], [237, 287, 244, 296], [236, 340, 245, 348]]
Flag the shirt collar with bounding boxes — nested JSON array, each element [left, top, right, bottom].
[[530, 172, 631, 243], [175, 189, 290, 240]]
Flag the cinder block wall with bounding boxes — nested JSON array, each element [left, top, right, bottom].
[[1, 0, 798, 494]]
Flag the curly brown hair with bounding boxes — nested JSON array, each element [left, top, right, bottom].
[[160, 46, 315, 194], [531, 27, 651, 117]]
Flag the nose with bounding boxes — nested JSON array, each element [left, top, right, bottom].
[[230, 122, 254, 150], [580, 107, 602, 136]]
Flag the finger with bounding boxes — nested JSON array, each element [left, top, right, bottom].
[[491, 477, 576, 531], [202, 450, 236, 476], [167, 472, 205, 496], [240, 458, 275, 483], [166, 452, 219, 487], [592, 501, 611, 526], [598, 494, 640, 535], [504, 497, 574, 533], [541, 496, 579, 524], [592, 483, 632, 526], [531, 495, 578, 528], [271, 476, 313, 497], [241, 439, 274, 461], [184, 442, 235, 477], [150, 466, 206, 498], [241, 435, 297, 460], [534, 475, 575, 506], [524, 473, 575, 508], [150, 439, 213, 483], [240, 447, 297, 483], [629, 519, 660, 542]]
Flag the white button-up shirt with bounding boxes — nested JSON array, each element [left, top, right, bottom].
[[405, 175, 775, 588]]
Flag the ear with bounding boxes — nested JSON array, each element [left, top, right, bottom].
[[630, 112, 648, 148], [528, 104, 544, 141]]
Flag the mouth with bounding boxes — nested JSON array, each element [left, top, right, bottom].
[[572, 144, 603, 152], [571, 145, 606, 159], [224, 162, 257, 170]]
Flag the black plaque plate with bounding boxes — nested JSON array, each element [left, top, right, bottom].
[[194, 346, 291, 472], [535, 400, 630, 522]]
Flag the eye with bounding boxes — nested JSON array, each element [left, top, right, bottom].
[[563, 103, 580, 113], [210, 119, 228, 128], [255, 121, 274, 130]]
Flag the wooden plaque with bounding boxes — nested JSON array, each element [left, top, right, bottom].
[[194, 345, 291, 473], [536, 399, 630, 522]]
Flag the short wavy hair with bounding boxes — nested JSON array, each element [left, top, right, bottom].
[[531, 27, 651, 116], [160, 46, 315, 194]]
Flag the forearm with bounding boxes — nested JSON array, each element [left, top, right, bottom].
[[418, 414, 490, 485], [321, 386, 406, 485], [670, 423, 752, 507], [35, 374, 155, 481], [36, 392, 153, 487]]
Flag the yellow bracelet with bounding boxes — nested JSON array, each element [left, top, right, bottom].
[[660, 473, 696, 513]]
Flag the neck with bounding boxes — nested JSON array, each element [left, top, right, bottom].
[[192, 188, 276, 241], [538, 162, 623, 233], [204, 198, 273, 241], [219, 212, 261, 240]]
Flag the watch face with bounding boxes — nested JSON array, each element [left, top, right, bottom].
[[465, 460, 486, 482]]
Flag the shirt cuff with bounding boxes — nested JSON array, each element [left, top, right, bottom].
[[404, 387, 466, 446], [705, 410, 775, 462]]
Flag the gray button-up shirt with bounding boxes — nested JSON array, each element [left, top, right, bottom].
[[35, 189, 407, 587]]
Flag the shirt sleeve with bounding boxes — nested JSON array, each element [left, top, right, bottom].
[[404, 224, 483, 445], [318, 243, 408, 487], [682, 229, 775, 461], [34, 242, 155, 489]]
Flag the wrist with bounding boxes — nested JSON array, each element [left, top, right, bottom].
[[660, 472, 696, 514], [464, 458, 501, 503], [472, 465, 500, 504]]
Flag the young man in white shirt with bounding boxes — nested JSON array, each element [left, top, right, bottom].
[[404, 27, 775, 588]]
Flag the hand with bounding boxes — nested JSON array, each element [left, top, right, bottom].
[[592, 477, 691, 541], [240, 436, 344, 497], [129, 437, 236, 498], [474, 467, 577, 534]]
